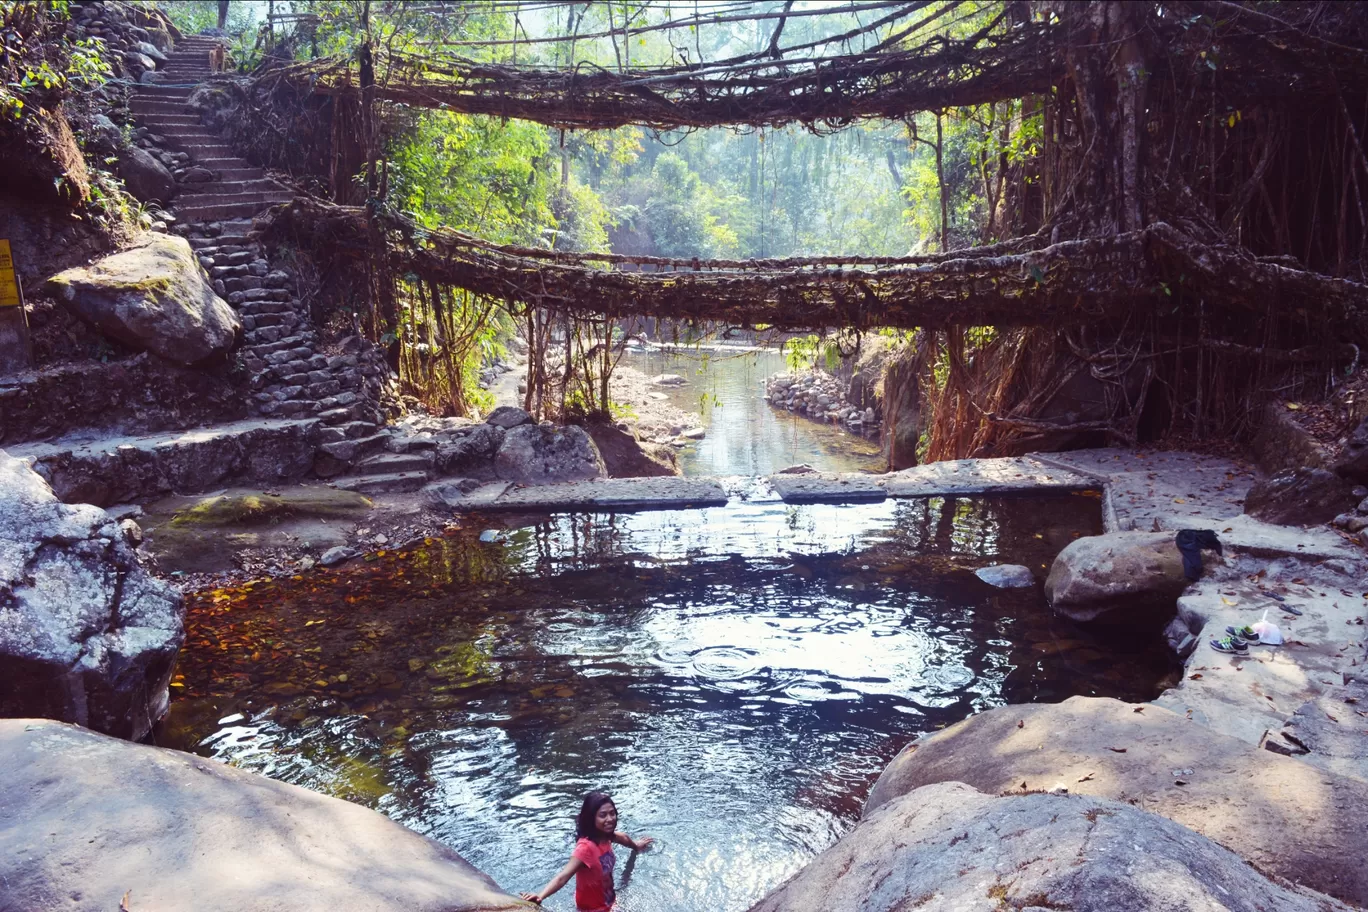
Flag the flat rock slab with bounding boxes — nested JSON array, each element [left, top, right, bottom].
[[140, 485, 374, 574], [765, 471, 886, 504], [0, 719, 523, 912], [863, 697, 1368, 907], [442, 477, 729, 512], [1033, 448, 1256, 532], [883, 455, 1096, 497], [751, 781, 1354, 912], [6, 418, 319, 506], [1158, 553, 1368, 752]]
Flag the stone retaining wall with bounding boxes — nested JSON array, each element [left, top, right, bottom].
[[765, 370, 879, 434]]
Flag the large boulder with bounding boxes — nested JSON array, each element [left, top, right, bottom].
[[0, 718, 522, 912], [1244, 466, 1360, 525], [434, 423, 505, 479], [117, 145, 176, 204], [1044, 531, 1188, 621], [495, 424, 606, 485], [1334, 417, 1368, 483], [863, 697, 1368, 907], [484, 405, 533, 429], [750, 781, 1352, 912], [46, 233, 240, 365], [0, 452, 183, 741]]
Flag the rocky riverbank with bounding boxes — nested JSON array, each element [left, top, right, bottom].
[[764, 370, 880, 435], [4, 440, 1368, 911]]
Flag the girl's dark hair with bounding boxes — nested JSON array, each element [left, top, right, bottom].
[[575, 791, 616, 841]]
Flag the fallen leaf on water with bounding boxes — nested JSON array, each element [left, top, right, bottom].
[[1189, 673, 1203, 680]]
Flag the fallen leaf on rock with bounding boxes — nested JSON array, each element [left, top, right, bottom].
[[1078, 772, 1095, 783], [1017, 719, 1024, 729], [1133, 707, 1145, 713], [1190, 673, 1203, 680], [1107, 747, 1128, 753]]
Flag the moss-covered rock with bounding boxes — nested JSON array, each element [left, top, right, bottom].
[[45, 233, 240, 365]]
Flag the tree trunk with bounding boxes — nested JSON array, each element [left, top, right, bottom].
[[217, 0, 229, 30]]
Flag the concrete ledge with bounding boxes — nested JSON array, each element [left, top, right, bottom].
[[443, 476, 730, 513], [766, 471, 886, 504], [5, 418, 319, 506], [884, 455, 1096, 497]]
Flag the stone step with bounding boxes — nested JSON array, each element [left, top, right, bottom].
[[177, 190, 292, 208], [355, 452, 433, 474], [157, 131, 223, 147], [139, 113, 201, 126], [332, 471, 430, 495], [214, 167, 267, 181], [179, 178, 284, 196], [192, 157, 257, 171], [3, 418, 320, 507], [339, 420, 380, 438], [176, 199, 290, 222], [134, 86, 194, 99]]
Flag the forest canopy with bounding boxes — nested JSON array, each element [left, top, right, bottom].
[[159, 0, 1368, 454]]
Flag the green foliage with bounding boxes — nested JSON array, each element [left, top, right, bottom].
[[389, 110, 554, 245], [155, 1, 257, 37], [1, 2, 108, 120]]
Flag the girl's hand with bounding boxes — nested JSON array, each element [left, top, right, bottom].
[[519, 892, 541, 904], [633, 836, 655, 852]]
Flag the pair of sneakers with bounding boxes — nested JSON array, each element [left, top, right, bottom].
[[1210, 625, 1261, 654]]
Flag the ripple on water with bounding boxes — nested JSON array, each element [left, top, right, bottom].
[[160, 493, 1184, 912]]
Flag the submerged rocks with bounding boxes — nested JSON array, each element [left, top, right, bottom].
[[0, 718, 520, 912], [0, 452, 183, 741], [750, 781, 1353, 912], [1244, 466, 1360, 526], [1045, 531, 1189, 621], [46, 233, 240, 365], [495, 424, 606, 485], [863, 697, 1368, 907], [973, 563, 1035, 588]]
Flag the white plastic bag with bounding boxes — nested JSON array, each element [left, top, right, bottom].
[[1251, 610, 1284, 645]]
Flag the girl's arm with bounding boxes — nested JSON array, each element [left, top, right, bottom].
[[519, 856, 585, 904], [612, 830, 655, 852]]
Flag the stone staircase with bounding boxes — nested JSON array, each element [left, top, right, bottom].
[[120, 34, 401, 494], [129, 36, 293, 223]]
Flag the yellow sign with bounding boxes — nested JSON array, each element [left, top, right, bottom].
[[0, 240, 19, 307]]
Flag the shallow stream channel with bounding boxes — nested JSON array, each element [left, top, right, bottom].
[[619, 346, 882, 475], [160, 490, 1180, 911]]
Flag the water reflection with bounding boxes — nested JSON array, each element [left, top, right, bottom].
[[160, 494, 1176, 912], [620, 347, 882, 476]]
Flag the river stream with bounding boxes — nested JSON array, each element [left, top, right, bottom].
[[160, 493, 1178, 911]]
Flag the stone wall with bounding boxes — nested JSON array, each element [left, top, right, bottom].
[[0, 353, 247, 446], [765, 370, 880, 434]]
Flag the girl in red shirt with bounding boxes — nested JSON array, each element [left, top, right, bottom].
[[521, 791, 654, 911]]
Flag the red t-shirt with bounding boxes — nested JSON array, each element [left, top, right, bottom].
[[572, 837, 617, 912]]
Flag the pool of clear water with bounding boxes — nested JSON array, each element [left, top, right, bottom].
[[159, 493, 1178, 911]]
